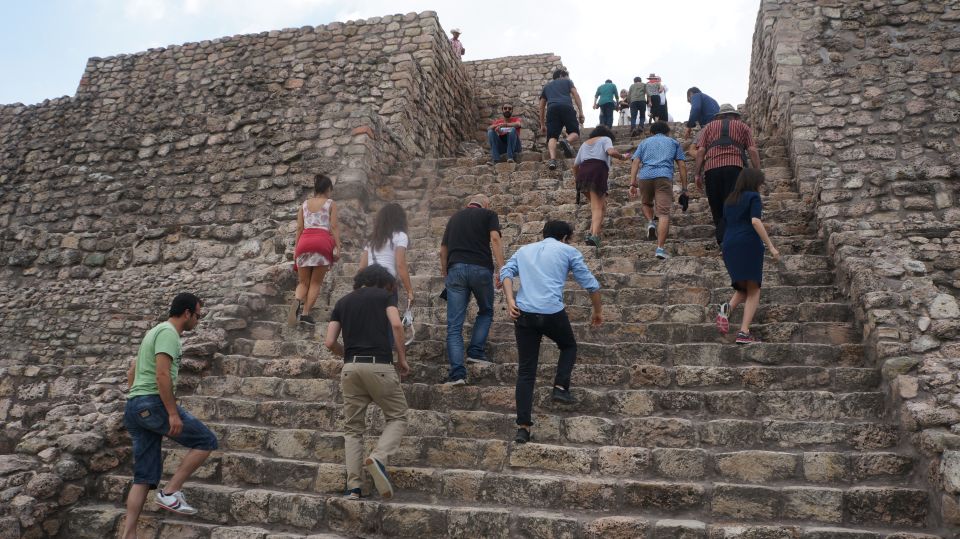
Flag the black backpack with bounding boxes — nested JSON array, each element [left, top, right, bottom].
[[705, 119, 750, 168]]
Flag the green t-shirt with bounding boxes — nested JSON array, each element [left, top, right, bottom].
[[128, 321, 182, 398], [595, 82, 619, 106]]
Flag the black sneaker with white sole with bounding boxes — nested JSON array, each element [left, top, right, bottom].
[[558, 139, 574, 158]]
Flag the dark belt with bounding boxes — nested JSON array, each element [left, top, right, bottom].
[[345, 355, 393, 364]]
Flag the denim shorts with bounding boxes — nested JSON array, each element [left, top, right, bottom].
[[123, 395, 218, 488]]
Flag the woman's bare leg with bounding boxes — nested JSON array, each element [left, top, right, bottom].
[[303, 266, 329, 314]]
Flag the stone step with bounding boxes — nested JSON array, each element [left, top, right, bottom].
[[214, 354, 877, 391], [193, 374, 885, 421], [92, 474, 930, 532], [178, 395, 901, 450], [225, 339, 867, 370], [196, 426, 914, 486], [411, 320, 859, 346], [64, 504, 350, 538]]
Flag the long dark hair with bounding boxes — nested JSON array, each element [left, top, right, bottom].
[[726, 168, 765, 205], [369, 203, 408, 251], [588, 125, 615, 143]]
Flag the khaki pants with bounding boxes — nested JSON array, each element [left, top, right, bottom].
[[341, 362, 408, 490]]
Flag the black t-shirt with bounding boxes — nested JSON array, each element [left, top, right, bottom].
[[330, 287, 398, 358], [441, 206, 501, 270]]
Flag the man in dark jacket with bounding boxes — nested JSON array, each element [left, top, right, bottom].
[[685, 87, 720, 137]]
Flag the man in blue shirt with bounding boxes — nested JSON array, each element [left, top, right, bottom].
[[630, 121, 688, 260], [500, 221, 603, 444], [685, 87, 720, 137]]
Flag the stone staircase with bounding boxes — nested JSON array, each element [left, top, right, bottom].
[[65, 126, 943, 538]]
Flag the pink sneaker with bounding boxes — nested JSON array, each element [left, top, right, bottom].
[[715, 303, 730, 335]]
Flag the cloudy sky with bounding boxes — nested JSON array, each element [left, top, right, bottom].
[[0, 0, 761, 125]]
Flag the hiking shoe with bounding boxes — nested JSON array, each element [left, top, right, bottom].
[[547, 159, 558, 170], [486, 160, 496, 166], [365, 457, 394, 499], [298, 314, 316, 326], [344, 488, 364, 500], [655, 247, 669, 260], [507, 158, 515, 163], [647, 222, 657, 240], [514, 428, 531, 444], [559, 139, 574, 158], [736, 331, 761, 344], [156, 490, 198, 516], [445, 378, 467, 386], [287, 299, 302, 327], [585, 234, 601, 248], [551, 386, 575, 404], [716, 303, 731, 335], [466, 356, 492, 365]]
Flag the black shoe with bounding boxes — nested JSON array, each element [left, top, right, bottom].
[[514, 428, 531, 444], [298, 314, 316, 326], [551, 386, 575, 404], [558, 139, 574, 158], [547, 159, 558, 170]]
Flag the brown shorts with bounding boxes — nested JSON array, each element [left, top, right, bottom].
[[639, 178, 673, 217]]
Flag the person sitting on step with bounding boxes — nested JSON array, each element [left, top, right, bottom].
[[325, 265, 411, 500], [290, 174, 340, 326], [487, 103, 523, 165], [500, 220, 603, 444]]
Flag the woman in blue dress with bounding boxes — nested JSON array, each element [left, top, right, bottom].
[[715, 169, 780, 344]]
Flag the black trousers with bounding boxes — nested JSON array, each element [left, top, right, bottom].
[[514, 309, 577, 427], [629, 101, 647, 129], [705, 166, 743, 246]]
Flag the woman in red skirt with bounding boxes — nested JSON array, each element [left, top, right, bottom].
[[290, 174, 340, 326]]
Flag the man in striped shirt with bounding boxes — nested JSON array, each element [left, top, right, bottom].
[[694, 104, 762, 246]]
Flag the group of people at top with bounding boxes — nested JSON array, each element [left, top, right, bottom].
[[118, 68, 781, 532], [593, 73, 672, 134]]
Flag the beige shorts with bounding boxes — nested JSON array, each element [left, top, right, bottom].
[[639, 178, 673, 217]]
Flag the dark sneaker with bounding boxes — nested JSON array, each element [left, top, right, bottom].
[[298, 314, 316, 326], [559, 139, 574, 158], [585, 234, 601, 248], [365, 457, 394, 499], [647, 222, 657, 241], [716, 303, 731, 335], [486, 160, 496, 166], [551, 386, 575, 404], [155, 490, 198, 516], [514, 428, 531, 444], [344, 488, 364, 500], [547, 159, 558, 170], [736, 331, 761, 344]]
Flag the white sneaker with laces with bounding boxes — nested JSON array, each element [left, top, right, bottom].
[[156, 489, 198, 515]]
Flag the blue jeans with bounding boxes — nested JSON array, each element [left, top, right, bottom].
[[487, 128, 521, 161], [599, 103, 616, 128], [124, 395, 218, 488], [445, 263, 495, 381]]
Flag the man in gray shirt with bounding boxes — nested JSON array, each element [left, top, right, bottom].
[[539, 68, 586, 171]]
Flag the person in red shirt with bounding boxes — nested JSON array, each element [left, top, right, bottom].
[[487, 103, 522, 165]]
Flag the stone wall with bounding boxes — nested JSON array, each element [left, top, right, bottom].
[[0, 11, 478, 536], [464, 54, 566, 150], [747, 0, 960, 527]]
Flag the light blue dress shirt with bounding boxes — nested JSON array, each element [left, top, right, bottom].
[[499, 238, 601, 315]]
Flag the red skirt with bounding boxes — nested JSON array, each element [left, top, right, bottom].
[[294, 228, 336, 271]]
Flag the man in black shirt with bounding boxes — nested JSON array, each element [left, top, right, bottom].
[[325, 265, 410, 500], [440, 194, 505, 384]]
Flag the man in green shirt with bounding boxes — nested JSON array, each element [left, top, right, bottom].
[[121, 293, 217, 539], [627, 76, 648, 135], [593, 79, 619, 128]]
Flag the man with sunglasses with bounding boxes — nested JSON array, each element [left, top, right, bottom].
[[121, 293, 218, 538], [487, 103, 523, 165]]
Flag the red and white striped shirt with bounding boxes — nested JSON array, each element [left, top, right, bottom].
[[696, 118, 756, 171]]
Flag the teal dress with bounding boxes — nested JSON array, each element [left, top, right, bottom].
[[722, 191, 764, 291]]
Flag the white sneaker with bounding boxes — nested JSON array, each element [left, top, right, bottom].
[[445, 378, 467, 386], [647, 222, 657, 240], [156, 489, 198, 515]]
